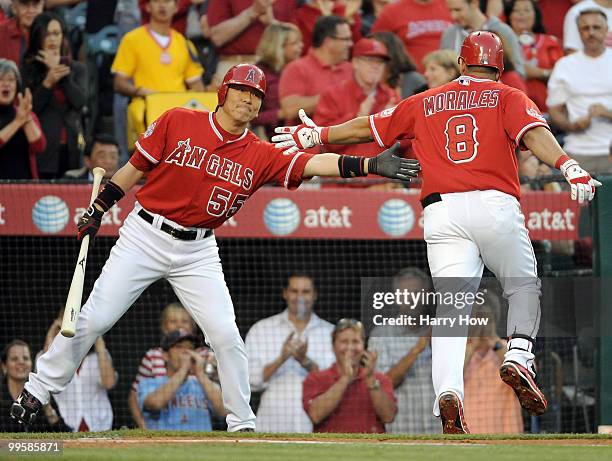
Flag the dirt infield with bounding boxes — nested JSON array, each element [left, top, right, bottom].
[[62, 436, 612, 448]]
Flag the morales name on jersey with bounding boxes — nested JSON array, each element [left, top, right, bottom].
[[423, 89, 500, 117]]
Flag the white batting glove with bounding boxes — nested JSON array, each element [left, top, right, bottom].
[[271, 109, 326, 154], [556, 155, 602, 204]]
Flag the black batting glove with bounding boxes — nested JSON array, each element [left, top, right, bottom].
[[368, 143, 421, 181], [77, 205, 104, 241]]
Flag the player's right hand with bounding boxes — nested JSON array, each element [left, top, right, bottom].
[[271, 109, 325, 154], [556, 155, 602, 203], [77, 205, 104, 241]]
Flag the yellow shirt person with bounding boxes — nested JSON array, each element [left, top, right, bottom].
[[112, 25, 203, 148]]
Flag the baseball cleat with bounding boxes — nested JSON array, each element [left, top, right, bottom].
[[500, 360, 548, 416], [438, 391, 470, 434], [236, 428, 255, 433], [10, 389, 43, 426]]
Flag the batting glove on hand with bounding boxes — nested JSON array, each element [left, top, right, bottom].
[[77, 205, 104, 241], [556, 155, 602, 204], [271, 109, 325, 154], [368, 143, 421, 181]]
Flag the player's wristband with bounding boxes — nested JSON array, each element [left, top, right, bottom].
[[338, 155, 366, 178], [320, 127, 330, 144], [555, 154, 572, 171], [94, 181, 125, 212]]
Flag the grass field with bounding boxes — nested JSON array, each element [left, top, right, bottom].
[[1, 430, 611, 461]]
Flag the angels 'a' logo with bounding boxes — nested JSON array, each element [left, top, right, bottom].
[[245, 68, 256, 83], [526, 107, 546, 122], [378, 105, 397, 118], [144, 121, 156, 138]]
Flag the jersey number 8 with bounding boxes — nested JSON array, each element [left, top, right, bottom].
[[207, 186, 248, 218], [444, 114, 479, 164]]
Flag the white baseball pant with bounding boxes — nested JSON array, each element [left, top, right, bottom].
[[423, 190, 541, 416], [26, 204, 256, 431]]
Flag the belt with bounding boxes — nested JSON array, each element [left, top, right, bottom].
[[420, 192, 442, 209], [138, 209, 213, 241]]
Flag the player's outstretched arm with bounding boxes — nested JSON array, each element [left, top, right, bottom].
[[302, 143, 420, 181], [522, 126, 602, 203], [77, 162, 145, 241], [272, 109, 373, 154]]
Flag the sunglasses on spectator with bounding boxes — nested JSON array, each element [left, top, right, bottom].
[[330, 36, 353, 42], [332, 318, 364, 342]]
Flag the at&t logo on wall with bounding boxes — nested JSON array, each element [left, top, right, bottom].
[[32, 196, 70, 234], [263, 198, 301, 236], [378, 199, 415, 237]]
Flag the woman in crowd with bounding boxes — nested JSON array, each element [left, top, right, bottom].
[[21, 11, 86, 179], [0, 59, 46, 179], [39, 308, 117, 432], [505, 0, 563, 111], [422, 49, 460, 90], [252, 22, 303, 140], [0, 339, 69, 432]]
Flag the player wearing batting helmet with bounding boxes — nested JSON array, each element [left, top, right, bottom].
[[10, 62, 420, 431], [272, 31, 601, 434]]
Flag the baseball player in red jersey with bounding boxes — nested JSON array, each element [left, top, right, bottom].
[[272, 32, 602, 434], [9, 64, 419, 431]]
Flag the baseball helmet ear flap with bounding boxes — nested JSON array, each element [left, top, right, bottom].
[[459, 31, 504, 75], [217, 63, 267, 107]]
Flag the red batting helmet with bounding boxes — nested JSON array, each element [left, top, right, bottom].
[[217, 63, 267, 106], [459, 31, 504, 75]]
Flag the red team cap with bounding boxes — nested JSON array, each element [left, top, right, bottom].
[[459, 31, 504, 76], [352, 38, 390, 60], [217, 63, 267, 106]]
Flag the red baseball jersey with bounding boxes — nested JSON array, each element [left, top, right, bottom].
[[369, 76, 550, 200], [130, 108, 313, 228]]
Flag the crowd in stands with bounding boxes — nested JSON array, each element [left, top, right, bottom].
[[0, 0, 609, 181], [1, 272, 540, 434]]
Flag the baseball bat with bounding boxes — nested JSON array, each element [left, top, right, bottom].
[[60, 167, 106, 338]]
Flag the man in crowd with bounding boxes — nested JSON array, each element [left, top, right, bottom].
[[138, 329, 225, 430], [279, 15, 353, 125], [563, 0, 612, 53], [63, 133, 120, 180], [302, 319, 397, 433], [548, 9, 612, 174], [246, 274, 334, 433], [368, 268, 439, 433], [441, 0, 525, 77], [314, 37, 398, 159]]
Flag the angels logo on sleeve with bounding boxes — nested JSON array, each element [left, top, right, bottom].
[[144, 121, 157, 138], [526, 107, 546, 122]]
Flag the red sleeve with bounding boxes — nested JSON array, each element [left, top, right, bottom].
[[207, 0, 233, 27], [261, 143, 313, 189], [131, 109, 174, 171], [369, 97, 416, 148], [501, 88, 550, 150], [302, 371, 329, 413]]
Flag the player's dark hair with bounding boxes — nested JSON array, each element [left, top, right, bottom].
[[1, 339, 31, 366], [504, 0, 546, 34], [84, 133, 119, 157], [577, 8, 608, 24], [312, 15, 349, 49]]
